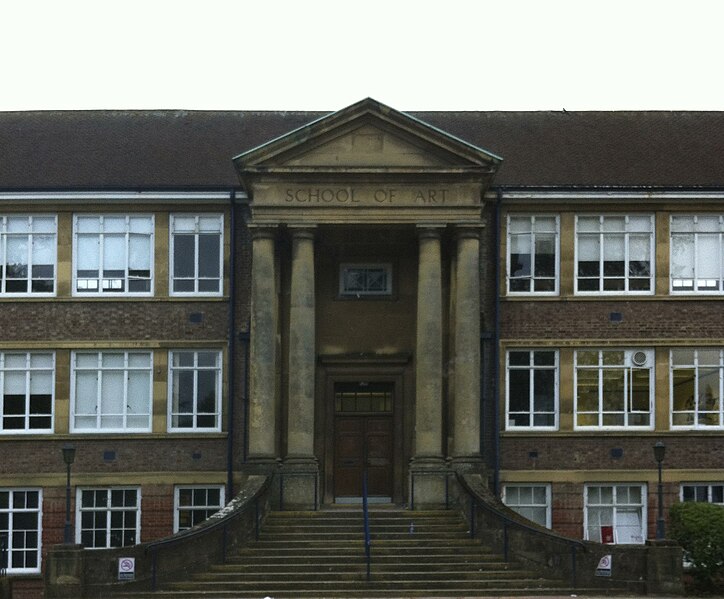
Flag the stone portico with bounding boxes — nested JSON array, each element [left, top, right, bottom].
[[234, 99, 500, 507]]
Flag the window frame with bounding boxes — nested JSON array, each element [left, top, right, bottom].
[[76, 487, 141, 549], [574, 349, 654, 430], [169, 214, 224, 297], [173, 485, 225, 533], [505, 349, 559, 430], [70, 351, 153, 433], [0, 351, 55, 434], [574, 214, 655, 295], [0, 488, 42, 574], [167, 350, 223, 432], [502, 484, 552, 528], [338, 263, 393, 298], [506, 214, 559, 295], [670, 214, 724, 294], [72, 214, 154, 297], [680, 483, 724, 505], [0, 215, 57, 297], [584, 483, 647, 545], [670, 348, 724, 429]]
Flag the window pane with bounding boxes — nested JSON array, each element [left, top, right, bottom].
[[671, 234, 694, 278], [129, 235, 151, 270], [103, 235, 125, 270], [173, 235, 195, 277], [198, 234, 221, 278], [534, 235, 555, 277], [508, 370, 530, 413], [534, 369, 555, 412]]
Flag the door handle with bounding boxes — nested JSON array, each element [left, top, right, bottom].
[[342, 459, 357, 466]]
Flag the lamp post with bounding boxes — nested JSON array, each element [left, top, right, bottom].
[[653, 441, 666, 540], [62, 444, 76, 544]]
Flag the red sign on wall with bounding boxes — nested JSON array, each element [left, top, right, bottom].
[[600, 525, 614, 544]]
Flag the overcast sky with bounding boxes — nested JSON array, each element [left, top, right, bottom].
[[2, 0, 723, 112]]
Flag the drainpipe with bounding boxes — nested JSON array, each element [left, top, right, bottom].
[[493, 188, 503, 496], [227, 190, 237, 498]]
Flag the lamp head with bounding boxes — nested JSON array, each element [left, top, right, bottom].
[[62, 444, 76, 466], [653, 441, 666, 464]]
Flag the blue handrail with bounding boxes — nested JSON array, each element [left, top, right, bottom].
[[362, 471, 371, 582], [0, 534, 6, 577]]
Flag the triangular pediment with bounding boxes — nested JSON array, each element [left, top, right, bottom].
[[233, 98, 502, 177]]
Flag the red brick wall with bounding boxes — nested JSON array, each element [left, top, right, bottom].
[[501, 435, 724, 471], [0, 302, 227, 342], [501, 299, 724, 339]]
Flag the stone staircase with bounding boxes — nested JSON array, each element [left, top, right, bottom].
[[123, 507, 610, 597]]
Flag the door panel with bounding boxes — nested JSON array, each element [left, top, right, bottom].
[[334, 415, 393, 498], [365, 417, 393, 496], [334, 417, 364, 497]]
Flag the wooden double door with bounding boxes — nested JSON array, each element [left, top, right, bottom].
[[333, 382, 394, 499]]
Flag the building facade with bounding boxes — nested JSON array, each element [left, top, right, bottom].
[[1, 99, 723, 591]]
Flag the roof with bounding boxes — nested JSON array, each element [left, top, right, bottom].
[[2, 109, 724, 189]]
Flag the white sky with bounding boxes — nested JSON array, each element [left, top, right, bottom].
[[2, 0, 724, 112]]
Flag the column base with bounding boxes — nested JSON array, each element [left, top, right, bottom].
[[244, 456, 282, 476], [449, 455, 484, 473], [409, 456, 448, 510], [280, 456, 319, 510], [44, 544, 85, 599]]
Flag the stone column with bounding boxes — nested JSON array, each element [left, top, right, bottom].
[[452, 226, 482, 466], [286, 227, 316, 458], [283, 226, 318, 508], [248, 226, 278, 464], [411, 226, 445, 507]]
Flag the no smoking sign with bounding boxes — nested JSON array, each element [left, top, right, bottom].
[[118, 557, 135, 581]]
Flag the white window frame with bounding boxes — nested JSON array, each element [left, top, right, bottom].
[[72, 214, 154, 296], [0, 488, 42, 574], [0, 351, 54, 434], [574, 349, 654, 430], [506, 215, 559, 295], [680, 483, 724, 505], [339, 263, 393, 297], [168, 350, 222, 432], [505, 349, 558, 430], [70, 351, 153, 433], [670, 348, 724, 429], [173, 485, 225, 532], [584, 484, 647, 544], [169, 214, 224, 296], [0, 215, 56, 296], [502, 484, 552, 528], [575, 214, 654, 295], [76, 487, 141, 549], [670, 214, 724, 294]]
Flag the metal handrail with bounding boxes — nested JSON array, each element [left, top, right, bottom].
[[456, 472, 585, 589], [362, 471, 371, 582], [146, 475, 271, 591], [1, 534, 6, 577]]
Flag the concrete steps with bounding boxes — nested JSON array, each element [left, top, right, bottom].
[[117, 507, 620, 598]]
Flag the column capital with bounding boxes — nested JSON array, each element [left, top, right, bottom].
[[248, 224, 278, 240], [454, 224, 483, 240], [416, 224, 445, 239], [287, 225, 317, 240]]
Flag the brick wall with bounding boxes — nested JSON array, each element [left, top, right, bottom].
[[501, 299, 724, 340], [0, 301, 227, 342], [501, 435, 724, 470], [0, 439, 227, 477]]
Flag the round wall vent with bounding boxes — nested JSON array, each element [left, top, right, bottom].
[[631, 351, 648, 367]]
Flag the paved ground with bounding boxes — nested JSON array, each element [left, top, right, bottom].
[[261, 596, 692, 599]]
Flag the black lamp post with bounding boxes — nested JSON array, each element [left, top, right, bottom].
[[653, 441, 666, 540], [62, 444, 76, 544]]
